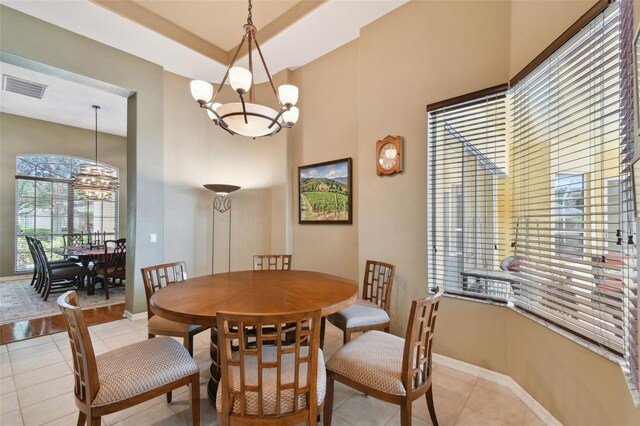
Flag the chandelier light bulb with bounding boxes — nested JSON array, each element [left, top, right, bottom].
[[283, 107, 299, 125], [190, 80, 214, 103], [278, 84, 298, 106], [229, 67, 252, 94]]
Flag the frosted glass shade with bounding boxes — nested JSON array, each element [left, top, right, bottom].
[[229, 67, 252, 93], [278, 84, 298, 106], [283, 107, 299, 125], [216, 102, 282, 137], [190, 80, 213, 102]]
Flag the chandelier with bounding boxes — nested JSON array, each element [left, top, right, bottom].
[[72, 105, 119, 201], [189, 0, 299, 138]]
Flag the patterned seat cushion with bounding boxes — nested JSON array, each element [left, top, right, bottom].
[[330, 299, 390, 328], [326, 330, 406, 395], [216, 346, 326, 415], [148, 315, 204, 334], [93, 337, 199, 407]]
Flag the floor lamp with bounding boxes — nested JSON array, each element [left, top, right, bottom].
[[204, 184, 241, 274]]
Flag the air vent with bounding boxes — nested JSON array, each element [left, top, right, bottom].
[[2, 75, 48, 99]]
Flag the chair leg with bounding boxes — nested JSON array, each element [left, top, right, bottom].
[[105, 275, 110, 300], [323, 374, 334, 426], [42, 278, 52, 302], [344, 329, 352, 345], [90, 417, 101, 426], [320, 317, 326, 349], [77, 411, 86, 426], [425, 386, 438, 426], [186, 334, 194, 357], [190, 373, 200, 426], [400, 398, 412, 426]]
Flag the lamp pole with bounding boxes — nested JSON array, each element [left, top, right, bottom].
[[204, 184, 241, 274]]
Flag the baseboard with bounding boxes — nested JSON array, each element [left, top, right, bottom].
[[433, 353, 561, 426], [0, 275, 29, 282], [124, 310, 148, 321]]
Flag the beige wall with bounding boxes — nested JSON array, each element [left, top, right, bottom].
[[290, 39, 360, 281], [290, 0, 639, 423], [357, 0, 510, 334], [437, 298, 640, 425], [0, 113, 127, 276]]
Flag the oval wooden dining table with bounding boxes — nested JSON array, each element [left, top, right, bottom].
[[149, 270, 358, 400]]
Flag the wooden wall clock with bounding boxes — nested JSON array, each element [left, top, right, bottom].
[[376, 135, 402, 176]]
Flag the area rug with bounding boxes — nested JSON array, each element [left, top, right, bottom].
[[0, 279, 125, 324]]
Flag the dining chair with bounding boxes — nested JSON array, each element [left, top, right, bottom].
[[57, 291, 200, 426], [323, 287, 444, 426], [25, 236, 78, 291], [92, 238, 126, 299], [33, 237, 90, 301], [326, 260, 395, 345], [141, 261, 210, 357], [253, 254, 292, 271], [216, 309, 325, 426]]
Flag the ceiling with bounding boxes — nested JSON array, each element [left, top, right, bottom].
[[0, 0, 408, 133], [0, 62, 128, 136]]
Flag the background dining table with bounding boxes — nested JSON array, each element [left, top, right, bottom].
[[150, 269, 358, 400]]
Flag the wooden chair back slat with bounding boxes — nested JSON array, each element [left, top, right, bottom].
[[57, 291, 100, 408], [401, 287, 444, 398], [217, 309, 321, 424], [103, 239, 126, 271], [141, 261, 188, 319], [253, 255, 292, 271], [362, 260, 395, 312]]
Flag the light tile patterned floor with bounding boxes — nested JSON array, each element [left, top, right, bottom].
[[0, 318, 546, 425]]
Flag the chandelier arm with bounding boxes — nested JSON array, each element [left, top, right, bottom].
[[268, 109, 286, 130], [239, 93, 249, 124], [213, 35, 247, 102], [253, 37, 282, 106], [248, 33, 255, 103]]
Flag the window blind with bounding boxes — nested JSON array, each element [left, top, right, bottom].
[[428, 88, 510, 301], [427, 0, 636, 385], [510, 0, 634, 357]]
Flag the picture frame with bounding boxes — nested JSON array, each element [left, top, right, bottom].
[[298, 157, 352, 224], [633, 155, 640, 217]]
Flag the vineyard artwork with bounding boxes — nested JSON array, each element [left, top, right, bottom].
[[298, 158, 352, 224]]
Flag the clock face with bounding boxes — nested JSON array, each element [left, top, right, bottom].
[[378, 142, 398, 170]]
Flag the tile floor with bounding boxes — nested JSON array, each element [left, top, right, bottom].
[[0, 319, 547, 425]]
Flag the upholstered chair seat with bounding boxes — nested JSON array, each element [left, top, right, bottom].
[[216, 346, 326, 415], [326, 260, 395, 345], [329, 300, 391, 330], [93, 337, 199, 406], [325, 331, 405, 395]]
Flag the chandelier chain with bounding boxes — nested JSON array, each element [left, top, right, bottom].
[[247, 0, 253, 25]]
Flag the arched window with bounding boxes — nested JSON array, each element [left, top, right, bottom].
[[15, 155, 119, 272]]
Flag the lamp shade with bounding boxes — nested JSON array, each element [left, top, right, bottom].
[[283, 107, 299, 125], [229, 67, 252, 93], [278, 84, 298, 106], [203, 184, 241, 195], [190, 80, 214, 102]]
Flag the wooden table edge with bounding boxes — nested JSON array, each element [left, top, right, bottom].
[[149, 284, 358, 326]]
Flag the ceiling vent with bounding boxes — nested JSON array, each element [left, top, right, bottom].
[[2, 75, 48, 100]]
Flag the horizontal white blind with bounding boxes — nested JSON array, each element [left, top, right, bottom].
[[510, 1, 636, 355], [428, 92, 510, 301]]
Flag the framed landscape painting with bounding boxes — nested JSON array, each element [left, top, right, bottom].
[[298, 157, 352, 224]]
